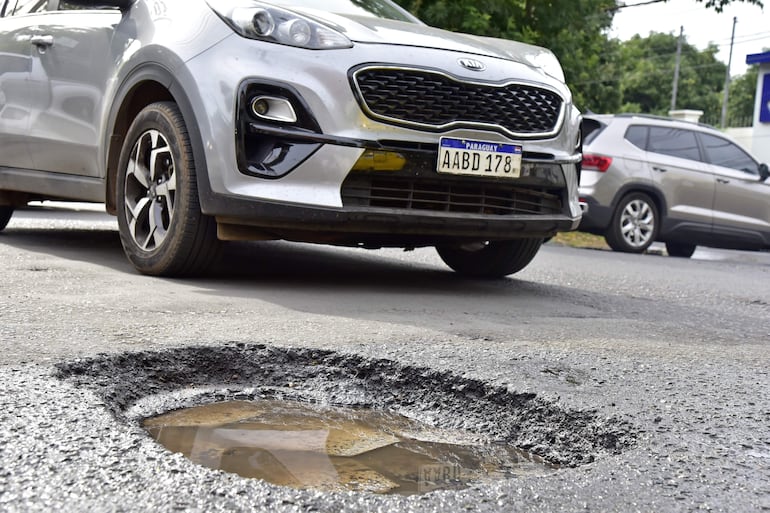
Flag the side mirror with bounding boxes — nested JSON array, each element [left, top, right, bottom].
[[760, 163, 769, 182]]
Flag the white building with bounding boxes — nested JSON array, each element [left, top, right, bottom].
[[746, 51, 770, 165]]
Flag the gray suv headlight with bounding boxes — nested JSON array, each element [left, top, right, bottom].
[[207, 0, 353, 49]]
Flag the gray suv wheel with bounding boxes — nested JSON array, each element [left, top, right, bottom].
[[605, 192, 658, 253]]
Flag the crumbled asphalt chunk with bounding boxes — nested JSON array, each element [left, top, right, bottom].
[[54, 344, 636, 467]]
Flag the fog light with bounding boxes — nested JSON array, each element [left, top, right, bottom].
[[252, 98, 269, 116], [352, 151, 406, 172], [250, 96, 298, 123]]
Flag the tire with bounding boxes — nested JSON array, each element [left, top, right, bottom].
[[436, 239, 543, 279], [666, 241, 696, 258], [0, 206, 12, 231], [604, 192, 659, 253], [116, 101, 219, 276]]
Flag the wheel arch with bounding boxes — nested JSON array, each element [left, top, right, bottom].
[[104, 64, 209, 216], [611, 183, 668, 225]]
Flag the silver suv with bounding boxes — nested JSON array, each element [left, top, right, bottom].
[[0, 0, 582, 278], [579, 114, 770, 257]]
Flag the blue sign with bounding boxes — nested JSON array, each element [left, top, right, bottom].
[[761, 73, 770, 123], [439, 138, 521, 155]]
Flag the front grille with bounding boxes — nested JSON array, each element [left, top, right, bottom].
[[353, 67, 563, 137], [342, 175, 562, 216]]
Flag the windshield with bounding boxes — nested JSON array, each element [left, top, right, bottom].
[[263, 0, 420, 23]]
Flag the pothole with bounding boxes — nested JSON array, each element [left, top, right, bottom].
[[55, 344, 636, 495], [143, 399, 554, 495]]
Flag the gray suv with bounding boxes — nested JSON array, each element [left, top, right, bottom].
[[579, 114, 770, 257], [0, 0, 582, 278]]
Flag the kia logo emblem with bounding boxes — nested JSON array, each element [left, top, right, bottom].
[[459, 58, 486, 72]]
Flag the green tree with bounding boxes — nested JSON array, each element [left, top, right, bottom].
[[727, 65, 760, 126], [613, 33, 726, 120], [502, 0, 621, 113]]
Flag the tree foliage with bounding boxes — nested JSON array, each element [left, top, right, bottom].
[[693, 0, 763, 12], [728, 65, 760, 125], [393, 0, 763, 122], [613, 33, 727, 120]]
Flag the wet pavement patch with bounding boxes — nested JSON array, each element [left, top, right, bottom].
[[143, 399, 554, 495], [55, 344, 636, 492]]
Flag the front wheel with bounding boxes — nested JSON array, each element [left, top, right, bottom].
[[436, 239, 543, 279], [666, 242, 696, 258], [604, 192, 659, 253], [0, 206, 13, 231], [116, 101, 219, 276]]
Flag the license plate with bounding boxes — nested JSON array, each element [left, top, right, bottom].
[[438, 137, 522, 178]]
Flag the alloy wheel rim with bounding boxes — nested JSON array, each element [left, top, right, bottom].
[[123, 129, 177, 251], [620, 199, 654, 248]]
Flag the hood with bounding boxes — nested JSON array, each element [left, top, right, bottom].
[[291, 8, 566, 83]]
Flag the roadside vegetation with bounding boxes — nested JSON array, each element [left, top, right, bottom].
[[550, 232, 610, 250]]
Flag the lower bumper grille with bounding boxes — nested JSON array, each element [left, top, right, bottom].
[[342, 175, 562, 216]]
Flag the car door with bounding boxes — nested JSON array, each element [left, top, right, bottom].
[[698, 132, 770, 245], [25, 0, 122, 177], [646, 126, 715, 230], [0, 0, 48, 170]]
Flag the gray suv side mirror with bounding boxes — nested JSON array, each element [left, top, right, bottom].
[[760, 163, 769, 182]]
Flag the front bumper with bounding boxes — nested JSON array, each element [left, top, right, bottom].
[[183, 35, 582, 245], [208, 124, 580, 245]]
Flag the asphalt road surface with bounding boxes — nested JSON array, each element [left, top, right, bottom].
[[1, 203, 768, 512]]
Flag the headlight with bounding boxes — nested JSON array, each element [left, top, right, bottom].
[[207, 1, 352, 50]]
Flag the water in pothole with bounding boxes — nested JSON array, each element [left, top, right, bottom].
[[143, 399, 555, 495]]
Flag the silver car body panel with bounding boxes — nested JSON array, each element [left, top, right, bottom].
[[647, 151, 715, 226], [0, 14, 38, 170], [710, 162, 770, 234], [25, 11, 122, 177]]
